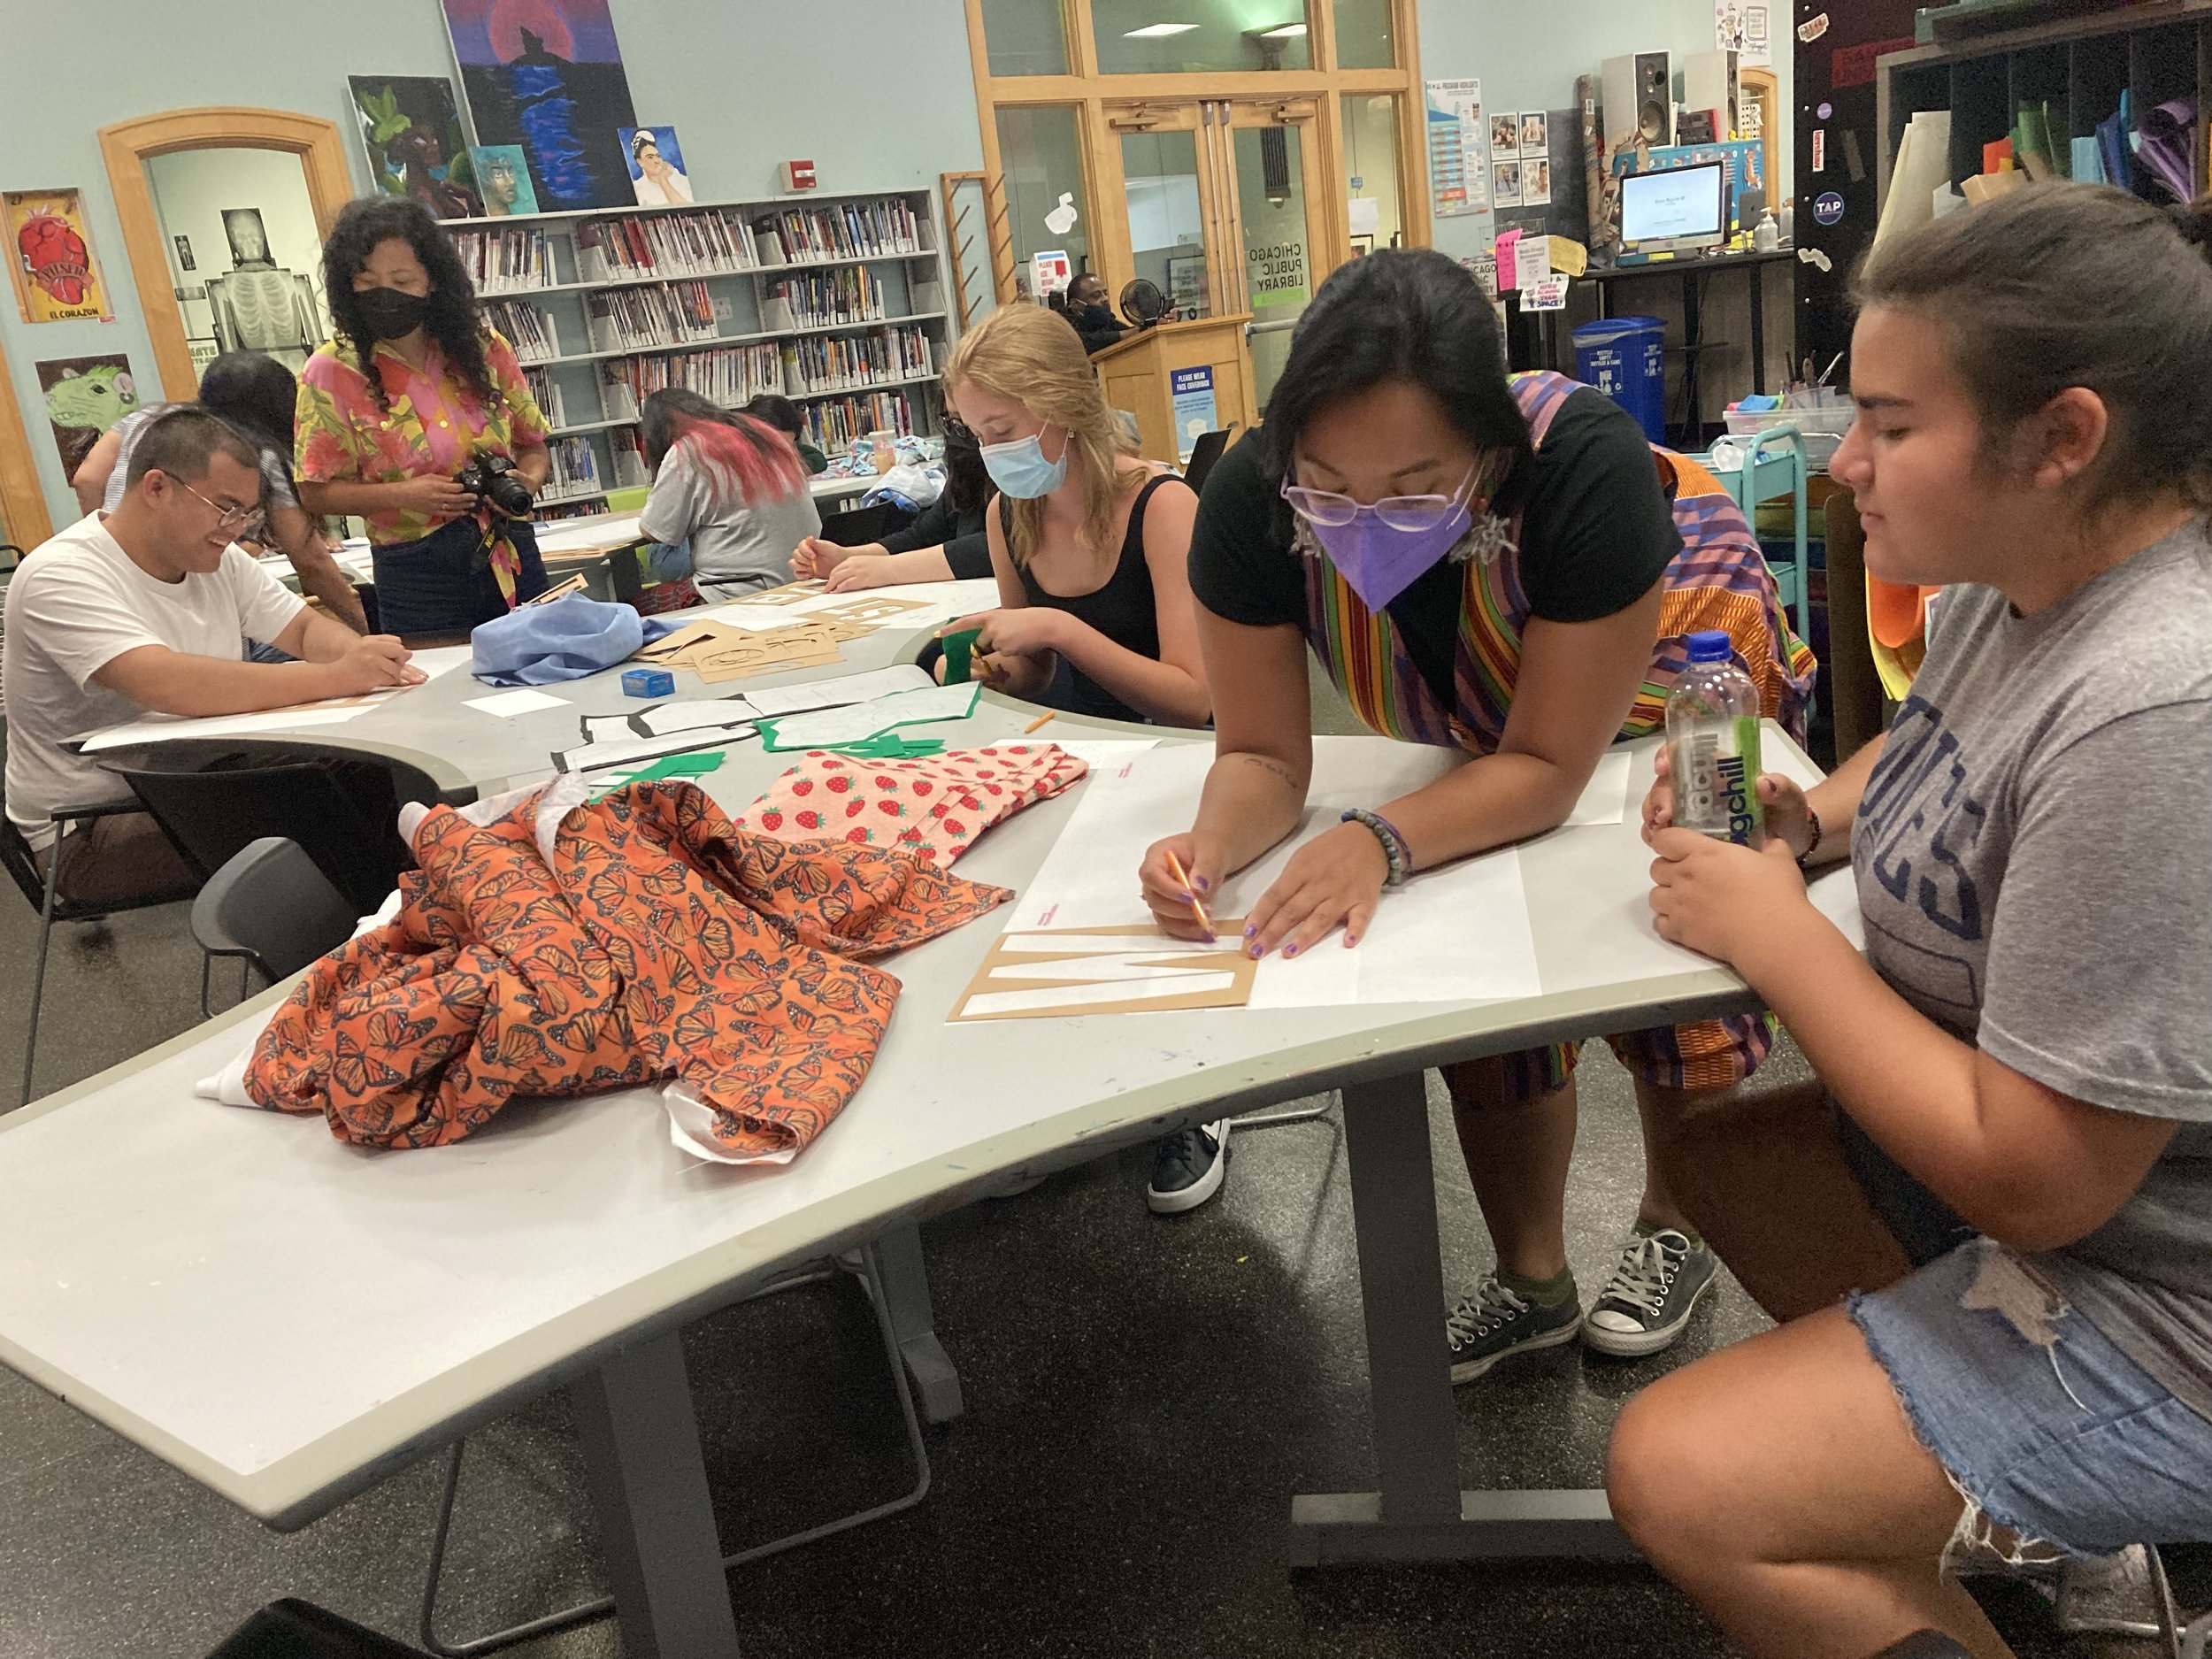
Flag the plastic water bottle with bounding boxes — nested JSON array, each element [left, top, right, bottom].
[[1667, 631, 1763, 845]]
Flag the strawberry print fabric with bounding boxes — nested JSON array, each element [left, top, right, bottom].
[[243, 780, 1008, 1159], [731, 743, 1089, 865]]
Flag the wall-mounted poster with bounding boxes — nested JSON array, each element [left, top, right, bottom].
[[1425, 78, 1488, 218], [470, 145, 540, 216], [619, 126, 693, 206], [349, 75, 482, 221], [4, 189, 113, 324], [36, 354, 137, 479], [1492, 161, 1524, 210], [443, 0, 641, 212]]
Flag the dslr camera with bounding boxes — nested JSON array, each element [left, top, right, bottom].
[[455, 451, 534, 517]]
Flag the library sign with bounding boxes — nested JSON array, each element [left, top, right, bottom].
[[1246, 239, 1307, 308]]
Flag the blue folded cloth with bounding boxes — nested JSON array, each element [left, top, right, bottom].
[[470, 595, 680, 687]]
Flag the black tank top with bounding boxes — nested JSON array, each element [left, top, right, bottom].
[[1006, 472, 1187, 724]]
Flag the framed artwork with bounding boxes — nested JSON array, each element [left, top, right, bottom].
[[1488, 113, 1518, 157], [35, 354, 137, 478], [619, 126, 693, 206], [1518, 111, 1548, 155], [4, 189, 113, 324], [348, 75, 483, 220], [1350, 234, 1375, 257], [442, 0, 640, 212], [470, 145, 540, 216]]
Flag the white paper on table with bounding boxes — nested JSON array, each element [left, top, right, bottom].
[[741, 664, 932, 718], [556, 727, 757, 776], [78, 700, 378, 753], [1043, 739, 1158, 772], [1002, 738, 1541, 1010], [404, 644, 475, 680], [1562, 750, 1633, 826], [636, 696, 762, 735], [581, 714, 636, 743], [534, 512, 641, 555], [464, 687, 571, 717], [759, 681, 977, 749]]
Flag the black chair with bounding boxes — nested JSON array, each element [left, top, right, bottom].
[[96, 743, 432, 917], [4, 716, 197, 1107], [1183, 427, 1234, 495], [817, 500, 909, 548], [205, 1598, 430, 1658], [190, 837, 362, 1014]]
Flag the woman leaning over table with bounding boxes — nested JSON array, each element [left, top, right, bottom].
[[294, 196, 552, 635], [1139, 248, 1815, 1369]]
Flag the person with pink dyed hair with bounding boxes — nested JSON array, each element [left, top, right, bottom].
[[636, 388, 821, 602]]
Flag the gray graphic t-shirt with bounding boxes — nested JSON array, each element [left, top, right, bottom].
[[1854, 522, 2212, 1420]]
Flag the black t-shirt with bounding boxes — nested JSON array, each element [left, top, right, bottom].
[[1187, 388, 1681, 708]]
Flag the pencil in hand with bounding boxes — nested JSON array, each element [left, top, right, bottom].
[[1163, 848, 1214, 941]]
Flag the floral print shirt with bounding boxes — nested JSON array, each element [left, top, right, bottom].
[[294, 329, 549, 546]]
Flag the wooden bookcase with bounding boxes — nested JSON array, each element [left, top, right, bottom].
[[1877, 0, 2212, 213], [435, 187, 951, 516]]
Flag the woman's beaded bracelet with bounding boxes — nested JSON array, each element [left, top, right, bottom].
[[1340, 807, 1412, 887]]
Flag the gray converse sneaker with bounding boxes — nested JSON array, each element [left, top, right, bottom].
[[1582, 1227, 1717, 1356], [1446, 1274, 1585, 1382]]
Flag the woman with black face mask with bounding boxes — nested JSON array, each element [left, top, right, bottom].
[[296, 197, 553, 634]]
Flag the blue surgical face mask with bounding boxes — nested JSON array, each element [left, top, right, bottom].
[[979, 426, 1068, 499]]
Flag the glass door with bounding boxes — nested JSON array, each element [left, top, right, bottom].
[[1100, 97, 1325, 407]]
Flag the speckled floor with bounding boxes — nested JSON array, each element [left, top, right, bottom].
[[0, 672, 2182, 1656]]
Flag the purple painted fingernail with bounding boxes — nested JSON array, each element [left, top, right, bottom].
[[1194, 875, 1209, 890], [1283, 943, 1298, 957], [1243, 923, 1256, 938], [1248, 943, 1262, 958]]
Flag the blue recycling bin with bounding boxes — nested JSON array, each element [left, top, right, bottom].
[[1572, 315, 1668, 444]]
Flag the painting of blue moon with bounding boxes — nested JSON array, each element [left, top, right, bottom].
[[442, 0, 640, 212]]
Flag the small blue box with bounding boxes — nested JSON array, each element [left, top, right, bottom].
[[621, 668, 674, 698]]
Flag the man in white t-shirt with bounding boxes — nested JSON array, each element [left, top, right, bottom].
[[3, 407, 423, 907]]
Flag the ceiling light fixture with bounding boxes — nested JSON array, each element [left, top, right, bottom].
[[1125, 21, 1200, 35]]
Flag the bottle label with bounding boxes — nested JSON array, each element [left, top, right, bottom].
[[1675, 715, 1763, 844]]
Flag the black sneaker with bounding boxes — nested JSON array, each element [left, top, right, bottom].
[[1581, 1227, 1717, 1356], [1146, 1119, 1229, 1215], [1446, 1274, 1585, 1382]]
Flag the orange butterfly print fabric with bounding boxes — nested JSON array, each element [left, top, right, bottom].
[[244, 780, 1009, 1158]]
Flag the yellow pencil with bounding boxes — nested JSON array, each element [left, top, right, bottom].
[[1024, 710, 1056, 733], [1162, 848, 1214, 939]]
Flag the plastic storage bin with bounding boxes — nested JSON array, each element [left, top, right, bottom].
[[1572, 316, 1668, 443], [1724, 400, 1855, 468]]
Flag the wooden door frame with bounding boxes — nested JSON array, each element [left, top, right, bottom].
[[963, 0, 1427, 305], [1217, 97, 1328, 320], [97, 107, 354, 401], [0, 332, 53, 547]]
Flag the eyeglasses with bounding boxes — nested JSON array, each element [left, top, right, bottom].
[[167, 473, 260, 531], [1280, 465, 1479, 533]]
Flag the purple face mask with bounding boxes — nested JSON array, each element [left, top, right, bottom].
[[1302, 498, 1474, 612]]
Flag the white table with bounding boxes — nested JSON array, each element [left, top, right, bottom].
[[10, 604, 1856, 1655]]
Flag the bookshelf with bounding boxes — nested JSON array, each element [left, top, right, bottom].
[[449, 188, 952, 518]]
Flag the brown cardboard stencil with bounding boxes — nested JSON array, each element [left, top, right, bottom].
[[948, 922, 1256, 1023]]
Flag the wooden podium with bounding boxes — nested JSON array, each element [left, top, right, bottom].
[[1090, 313, 1256, 466]]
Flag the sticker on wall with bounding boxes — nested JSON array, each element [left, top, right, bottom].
[[1812, 130, 1826, 173], [1797, 11, 1829, 42], [1816, 102, 1833, 121], [1425, 78, 1488, 219], [1715, 0, 1771, 67], [35, 354, 136, 478], [347, 76, 482, 221], [1813, 190, 1846, 227], [1043, 192, 1079, 236], [1031, 249, 1071, 298], [4, 190, 113, 325]]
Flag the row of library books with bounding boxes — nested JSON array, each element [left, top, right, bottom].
[[782, 326, 935, 396], [585, 282, 720, 352], [764, 265, 887, 331], [566, 197, 928, 284], [599, 344, 787, 418], [758, 198, 926, 265], [520, 366, 567, 430], [452, 227, 552, 295], [487, 298, 561, 365], [803, 389, 916, 452], [540, 435, 603, 502]]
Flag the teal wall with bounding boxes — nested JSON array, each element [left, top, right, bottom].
[[1, 0, 982, 529]]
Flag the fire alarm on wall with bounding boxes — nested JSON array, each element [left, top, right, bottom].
[[784, 159, 818, 190]]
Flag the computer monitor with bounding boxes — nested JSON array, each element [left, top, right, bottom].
[[1619, 161, 1729, 257]]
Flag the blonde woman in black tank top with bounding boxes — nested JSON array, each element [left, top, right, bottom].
[[940, 305, 1210, 730]]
